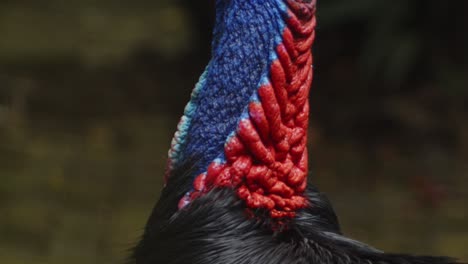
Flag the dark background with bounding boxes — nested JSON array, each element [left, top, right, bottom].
[[0, 1, 467, 263]]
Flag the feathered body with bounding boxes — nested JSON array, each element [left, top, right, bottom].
[[132, 1, 461, 263]]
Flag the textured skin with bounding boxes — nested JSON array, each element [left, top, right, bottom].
[[167, 0, 289, 178], [170, 0, 316, 218]]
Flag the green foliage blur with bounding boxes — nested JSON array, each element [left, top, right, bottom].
[[0, 1, 467, 263]]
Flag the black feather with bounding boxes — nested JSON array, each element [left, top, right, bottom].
[[131, 161, 462, 264]]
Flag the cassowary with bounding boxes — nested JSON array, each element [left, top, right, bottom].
[[132, 1, 462, 263]]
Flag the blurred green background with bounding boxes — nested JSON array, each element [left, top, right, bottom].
[[0, 0, 467, 263]]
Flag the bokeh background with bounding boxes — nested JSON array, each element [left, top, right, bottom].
[[1, 0, 467, 263]]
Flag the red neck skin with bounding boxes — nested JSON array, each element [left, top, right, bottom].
[[180, 0, 317, 220]]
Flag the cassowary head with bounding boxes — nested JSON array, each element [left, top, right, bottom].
[[131, 1, 462, 264]]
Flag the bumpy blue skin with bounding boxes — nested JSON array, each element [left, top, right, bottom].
[[170, 0, 287, 177]]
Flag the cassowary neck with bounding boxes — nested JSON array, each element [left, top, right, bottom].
[[134, 2, 462, 263], [166, 0, 316, 219]]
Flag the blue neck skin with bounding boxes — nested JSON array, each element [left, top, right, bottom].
[[169, 0, 288, 178]]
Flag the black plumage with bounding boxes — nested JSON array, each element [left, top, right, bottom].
[[131, 160, 460, 264]]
